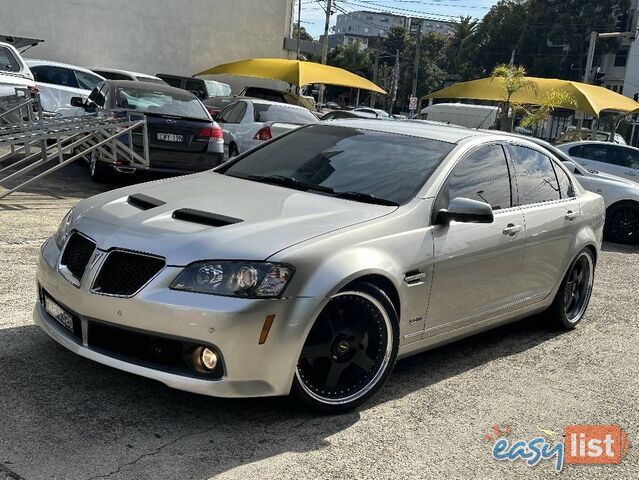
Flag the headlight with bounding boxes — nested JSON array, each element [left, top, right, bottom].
[[170, 261, 294, 298], [53, 208, 75, 249]]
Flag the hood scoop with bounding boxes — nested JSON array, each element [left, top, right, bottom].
[[172, 208, 243, 227], [128, 194, 166, 210]]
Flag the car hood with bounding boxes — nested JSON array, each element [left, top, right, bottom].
[[73, 172, 397, 265]]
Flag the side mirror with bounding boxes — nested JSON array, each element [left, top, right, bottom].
[[436, 197, 494, 224], [70, 96, 85, 108], [562, 160, 578, 173]]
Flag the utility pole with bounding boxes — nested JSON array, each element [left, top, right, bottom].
[[318, 0, 333, 105], [296, 0, 302, 60], [370, 52, 379, 107], [583, 31, 598, 84], [411, 21, 422, 100]]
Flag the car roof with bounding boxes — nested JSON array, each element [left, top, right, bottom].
[[557, 140, 639, 150], [103, 79, 197, 96], [90, 67, 160, 79], [241, 98, 311, 111], [25, 58, 105, 77], [326, 119, 491, 143]]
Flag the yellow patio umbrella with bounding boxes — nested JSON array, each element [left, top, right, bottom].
[[425, 76, 639, 117], [195, 58, 387, 94]]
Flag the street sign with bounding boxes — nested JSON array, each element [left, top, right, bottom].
[[409, 96, 417, 112]]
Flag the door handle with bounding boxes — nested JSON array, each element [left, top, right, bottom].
[[565, 210, 578, 221], [503, 224, 523, 236]]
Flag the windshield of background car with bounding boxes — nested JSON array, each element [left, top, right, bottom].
[[116, 86, 209, 120], [254, 103, 318, 124], [221, 124, 455, 205]]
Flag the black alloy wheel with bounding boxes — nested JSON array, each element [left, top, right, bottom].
[[605, 201, 639, 244], [293, 283, 398, 412]]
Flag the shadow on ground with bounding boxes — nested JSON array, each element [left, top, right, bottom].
[[0, 313, 562, 480]]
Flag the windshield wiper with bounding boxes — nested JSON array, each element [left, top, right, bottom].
[[231, 174, 334, 194], [334, 191, 399, 206]]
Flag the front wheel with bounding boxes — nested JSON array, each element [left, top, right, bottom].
[[549, 249, 595, 329], [292, 282, 399, 413]]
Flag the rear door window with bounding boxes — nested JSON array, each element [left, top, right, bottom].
[[75, 70, 103, 90], [552, 164, 575, 199], [443, 144, 512, 211], [217, 102, 244, 124], [31, 65, 79, 88], [185, 79, 206, 99], [0, 46, 20, 72], [509, 146, 561, 205]]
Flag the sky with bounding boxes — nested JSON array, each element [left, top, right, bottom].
[[300, 0, 500, 37]]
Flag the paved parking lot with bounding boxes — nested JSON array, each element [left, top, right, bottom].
[[0, 163, 637, 480]]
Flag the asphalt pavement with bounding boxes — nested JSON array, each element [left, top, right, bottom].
[[0, 162, 637, 480]]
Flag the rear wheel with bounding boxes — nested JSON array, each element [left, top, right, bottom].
[[88, 152, 110, 183], [604, 201, 639, 244], [228, 144, 239, 158], [292, 282, 399, 413], [549, 249, 595, 329]]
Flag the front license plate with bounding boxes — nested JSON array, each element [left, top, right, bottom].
[[44, 295, 75, 333], [157, 133, 183, 142]]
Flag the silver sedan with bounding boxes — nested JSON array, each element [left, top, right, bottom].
[[34, 120, 605, 412]]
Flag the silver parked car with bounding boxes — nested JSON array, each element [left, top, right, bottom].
[[35, 120, 604, 412], [216, 98, 318, 157]]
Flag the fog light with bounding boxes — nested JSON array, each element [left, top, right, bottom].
[[200, 347, 218, 371]]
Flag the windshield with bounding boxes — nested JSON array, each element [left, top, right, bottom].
[[205, 81, 232, 97], [254, 103, 318, 124], [221, 124, 454, 205], [116, 86, 209, 119]]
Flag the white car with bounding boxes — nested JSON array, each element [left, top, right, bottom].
[[89, 67, 167, 85], [216, 98, 318, 157], [25, 59, 105, 116], [0, 42, 35, 97], [557, 141, 639, 185], [353, 107, 390, 118]]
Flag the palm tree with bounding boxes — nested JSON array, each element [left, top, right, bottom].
[[450, 16, 478, 54], [491, 64, 537, 131]]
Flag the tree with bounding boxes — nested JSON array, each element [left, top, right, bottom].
[[491, 64, 537, 131], [449, 16, 478, 58], [519, 89, 576, 135], [293, 24, 314, 42]]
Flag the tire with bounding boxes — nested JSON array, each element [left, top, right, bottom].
[[291, 282, 399, 413], [228, 144, 239, 158], [88, 152, 110, 183], [604, 201, 639, 245], [548, 249, 595, 330]]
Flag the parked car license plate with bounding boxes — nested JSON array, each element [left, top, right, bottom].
[[157, 133, 183, 142], [43, 295, 75, 333]]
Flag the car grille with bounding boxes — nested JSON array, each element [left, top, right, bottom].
[[60, 232, 96, 281], [92, 251, 165, 296]]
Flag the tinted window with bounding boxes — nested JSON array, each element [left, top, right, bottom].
[[254, 104, 317, 124], [244, 87, 285, 103], [510, 146, 560, 205], [611, 146, 639, 169], [115, 86, 209, 120], [185, 79, 206, 99], [75, 70, 103, 91], [444, 145, 511, 210], [221, 124, 454, 205], [574, 144, 610, 163], [217, 102, 244, 123], [161, 77, 182, 88], [568, 145, 583, 157], [552, 164, 574, 198], [94, 70, 131, 81], [31, 65, 79, 88], [0, 46, 20, 72]]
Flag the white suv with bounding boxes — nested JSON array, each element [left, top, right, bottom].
[[0, 42, 35, 97], [25, 59, 105, 116]]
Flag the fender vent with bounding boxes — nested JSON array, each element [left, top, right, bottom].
[[127, 194, 166, 210], [172, 208, 242, 227]]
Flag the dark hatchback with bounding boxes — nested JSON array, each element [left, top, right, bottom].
[[72, 80, 225, 181]]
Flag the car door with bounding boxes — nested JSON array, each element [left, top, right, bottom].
[[426, 144, 526, 338], [217, 101, 248, 155], [30, 65, 88, 116], [508, 144, 580, 303]]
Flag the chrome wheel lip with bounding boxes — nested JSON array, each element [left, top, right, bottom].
[[565, 253, 594, 324], [295, 290, 394, 406]]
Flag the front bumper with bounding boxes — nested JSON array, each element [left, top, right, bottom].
[[35, 237, 325, 398]]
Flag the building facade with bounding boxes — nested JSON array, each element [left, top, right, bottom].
[[334, 11, 450, 38], [0, 0, 294, 90]]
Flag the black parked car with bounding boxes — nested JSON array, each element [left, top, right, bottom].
[[71, 80, 225, 181]]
